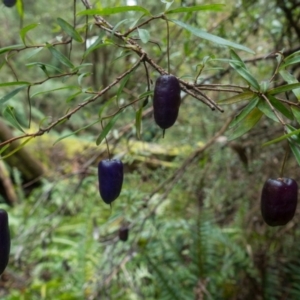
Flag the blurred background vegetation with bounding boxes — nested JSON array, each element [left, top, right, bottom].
[[0, 0, 300, 299]]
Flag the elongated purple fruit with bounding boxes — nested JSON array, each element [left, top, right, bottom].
[[0, 209, 10, 274], [3, 0, 16, 7], [261, 178, 298, 226], [98, 159, 123, 204], [153, 74, 181, 130]]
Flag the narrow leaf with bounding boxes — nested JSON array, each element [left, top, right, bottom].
[[66, 91, 82, 103], [229, 49, 247, 69], [263, 127, 300, 147], [227, 107, 263, 141], [98, 96, 117, 118], [135, 107, 143, 139], [218, 91, 254, 105], [161, 0, 174, 11], [0, 44, 23, 55], [138, 28, 150, 44], [3, 106, 25, 133], [229, 97, 259, 129], [0, 82, 30, 87], [77, 6, 151, 16], [289, 141, 300, 167], [269, 95, 293, 120], [0, 144, 10, 156], [57, 18, 83, 43], [96, 114, 121, 145], [0, 85, 28, 105], [166, 4, 225, 14], [229, 63, 260, 91], [279, 70, 300, 100], [19, 23, 39, 45], [31, 86, 80, 98], [268, 83, 300, 95], [170, 19, 255, 54], [1, 138, 33, 160], [47, 45, 74, 69], [26, 62, 63, 74], [257, 98, 279, 122], [292, 107, 300, 124], [286, 124, 300, 144], [281, 55, 300, 69], [53, 119, 100, 145], [117, 75, 130, 101]]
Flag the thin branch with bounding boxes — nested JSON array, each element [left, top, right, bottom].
[[0, 54, 145, 148]]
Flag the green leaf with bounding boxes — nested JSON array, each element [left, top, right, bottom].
[[229, 49, 247, 69], [26, 62, 63, 74], [83, 38, 111, 58], [262, 126, 300, 147], [117, 74, 130, 101], [0, 85, 28, 105], [218, 91, 255, 105], [0, 81, 30, 87], [111, 19, 130, 36], [0, 144, 10, 156], [77, 72, 91, 86], [166, 4, 225, 14], [0, 138, 33, 160], [65, 91, 82, 103], [16, 0, 24, 20], [98, 96, 117, 118], [3, 106, 25, 133], [138, 28, 150, 44], [96, 114, 121, 145], [281, 55, 300, 69], [57, 18, 83, 43], [257, 98, 279, 122], [279, 70, 300, 100], [229, 97, 259, 129], [135, 107, 143, 139], [170, 19, 255, 54], [161, 0, 174, 11], [77, 6, 151, 16], [47, 44, 74, 69], [0, 44, 23, 55], [292, 106, 300, 124], [24, 47, 44, 60], [268, 95, 293, 120], [53, 119, 100, 145], [19, 23, 39, 45], [227, 107, 263, 141], [268, 83, 300, 95], [286, 124, 300, 144], [289, 141, 300, 167], [31, 86, 80, 98], [229, 50, 260, 90], [72, 63, 93, 72]]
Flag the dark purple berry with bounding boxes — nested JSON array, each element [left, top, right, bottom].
[[119, 226, 129, 242], [261, 177, 298, 226], [153, 74, 181, 130], [98, 159, 123, 204], [0, 209, 10, 274], [3, 0, 16, 7]]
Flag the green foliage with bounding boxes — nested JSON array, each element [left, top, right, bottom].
[[1, 0, 300, 299]]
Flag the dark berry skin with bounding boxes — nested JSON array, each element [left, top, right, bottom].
[[0, 209, 10, 275], [153, 74, 181, 130], [261, 178, 298, 226], [98, 159, 123, 204], [3, 0, 16, 7], [119, 227, 129, 242]]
